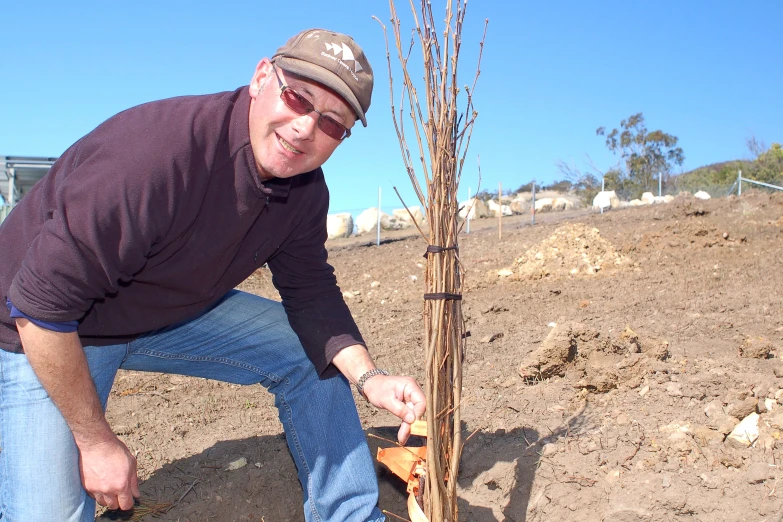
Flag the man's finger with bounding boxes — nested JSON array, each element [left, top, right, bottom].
[[118, 492, 135, 511], [131, 472, 141, 498], [398, 421, 412, 445]]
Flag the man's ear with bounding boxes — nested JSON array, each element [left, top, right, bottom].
[[249, 58, 274, 98]]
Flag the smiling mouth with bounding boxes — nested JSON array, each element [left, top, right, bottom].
[[277, 134, 302, 155]]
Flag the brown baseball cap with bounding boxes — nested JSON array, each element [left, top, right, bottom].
[[272, 28, 373, 127]]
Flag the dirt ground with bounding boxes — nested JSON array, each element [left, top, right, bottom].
[[100, 191, 783, 522]]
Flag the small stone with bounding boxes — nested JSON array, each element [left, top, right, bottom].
[[226, 457, 248, 471], [706, 412, 741, 435], [342, 291, 355, 299], [739, 337, 773, 359], [747, 462, 773, 484], [497, 268, 514, 277], [409, 275, 418, 282], [661, 474, 671, 488], [639, 385, 650, 397], [700, 473, 720, 489], [605, 469, 621, 484], [541, 443, 558, 457], [692, 425, 725, 446], [726, 413, 760, 448], [767, 412, 783, 430], [665, 382, 683, 397], [370, 281, 381, 288], [480, 333, 503, 344], [727, 397, 758, 419], [766, 398, 778, 412], [704, 400, 724, 418], [755, 432, 778, 451]]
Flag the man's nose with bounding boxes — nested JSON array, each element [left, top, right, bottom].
[[291, 112, 319, 140]]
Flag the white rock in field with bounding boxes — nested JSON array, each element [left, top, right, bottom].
[[534, 198, 554, 213], [510, 195, 531, 214], [552, 197, 576, 212], [664, 194, 675, 203], [497, 268, 514, 277], [694, 190, 712, 200], [629, 199, 644, 206], [458, 198, 489, 219], [355, 208, 408, 234], [355, 208, 387, 234], [487, 199, 513, 217], [393, 206, 426, 225], [370, 281, 381, 288], [726, 413, 760, 448], [592, 190, 620, 210], [326, 213, 353, 239], [641, 192, 655, 205]]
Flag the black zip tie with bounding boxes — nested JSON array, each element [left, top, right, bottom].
[[423, 293, 462, 301], [423, 245, 458, 258]]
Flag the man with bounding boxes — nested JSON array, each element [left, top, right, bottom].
[[0, 28, 425, 522]]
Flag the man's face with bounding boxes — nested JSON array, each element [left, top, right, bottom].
[[248, 59, 356, 180]]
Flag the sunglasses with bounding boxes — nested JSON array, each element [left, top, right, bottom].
[[272, 65, 351, 141]]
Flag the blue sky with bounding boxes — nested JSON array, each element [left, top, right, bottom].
[[2, 1, 780, 214]]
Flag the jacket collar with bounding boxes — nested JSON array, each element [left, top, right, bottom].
[[229, 87, 292, 200]]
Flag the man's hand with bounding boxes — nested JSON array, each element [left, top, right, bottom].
[[17, 319, 140, 510], [331, 344, 427, 444], [78, 435, 140, 510], [361, 375, 426, 444]]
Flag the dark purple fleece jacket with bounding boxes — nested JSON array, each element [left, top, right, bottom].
[[0, 87, 364, 376]]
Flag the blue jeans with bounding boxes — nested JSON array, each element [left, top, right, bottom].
[[0, 290, 384, 522]]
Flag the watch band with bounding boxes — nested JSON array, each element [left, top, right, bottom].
[[356, 368, 389, 396]]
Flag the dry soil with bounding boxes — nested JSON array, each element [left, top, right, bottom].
[[100, 191, 783, 522]]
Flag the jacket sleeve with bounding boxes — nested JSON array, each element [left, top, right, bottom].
[[266, 185, 365, 378], [7, 119, 177, 323]]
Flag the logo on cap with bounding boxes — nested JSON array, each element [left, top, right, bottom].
[[324, 42, 364, 74]]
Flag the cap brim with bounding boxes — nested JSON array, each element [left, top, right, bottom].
[[274, 56, 367, 127]]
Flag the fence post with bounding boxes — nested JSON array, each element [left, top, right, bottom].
[[531, 180, 536, 225], [738, 170, 742, 196], [659, 172, 662, 197], [466, 187, 471, 234], [376, 187, 381, 246], [498, 182, 502, 240]]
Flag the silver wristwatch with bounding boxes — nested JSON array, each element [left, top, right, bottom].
[[356, 368, 389, 396]]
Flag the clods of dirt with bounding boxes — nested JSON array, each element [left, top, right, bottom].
[[518, 323, 669, 392]]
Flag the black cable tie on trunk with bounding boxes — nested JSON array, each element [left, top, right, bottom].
[[423, 293, 462, 301], [423, 245, 458, 258]]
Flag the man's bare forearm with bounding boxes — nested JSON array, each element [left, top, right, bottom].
[[16, 319, 114, 445], [331, 344, 375, 385]]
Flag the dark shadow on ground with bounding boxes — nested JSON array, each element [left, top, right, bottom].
[[366, 424, 543, 522], [99, 419, 608, 522]]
